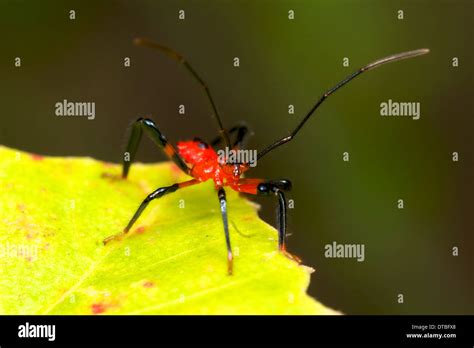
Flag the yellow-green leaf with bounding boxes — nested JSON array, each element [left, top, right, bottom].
[[0, 146, 336, 314]]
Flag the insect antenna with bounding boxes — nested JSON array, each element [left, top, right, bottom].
[[257, 48, 430, 160], [134, 38, 231, 148]]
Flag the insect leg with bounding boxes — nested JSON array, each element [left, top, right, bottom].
[[103, 179, 199, 244], [234, 178, 301, 262], [122, 117, 190, 178], [217, 188, 233, 275]]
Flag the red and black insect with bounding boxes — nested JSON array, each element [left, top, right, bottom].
[[104, 38, 429, 274]]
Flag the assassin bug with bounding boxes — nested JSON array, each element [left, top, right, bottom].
[[103, 38, 429, 274]]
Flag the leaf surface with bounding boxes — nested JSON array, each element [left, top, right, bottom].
[[0, 146, 336, 314]]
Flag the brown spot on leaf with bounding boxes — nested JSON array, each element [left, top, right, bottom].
[[143, 281, 155, 288], [101, 172, 121, 181], [135, 226, 146, 234], [91, 302, 108, 314], [31, 153, 44, 161]]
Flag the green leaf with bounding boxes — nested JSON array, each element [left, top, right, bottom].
[[0, 146, 337, 314]]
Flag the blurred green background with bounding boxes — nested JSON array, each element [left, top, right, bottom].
[[0, 0, 472, 314]]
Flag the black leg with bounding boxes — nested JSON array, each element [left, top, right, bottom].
[[210, 124, 250, 149], [103, 179, 199, 244], [236, 178, 302, 263], [123, 117, 190, 178], [217, 188, 233, 275], [275, 189, 287, 251], [254, 179, 292, 251]]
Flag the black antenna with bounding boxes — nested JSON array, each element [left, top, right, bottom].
[[257, 48, 430, 160], [135, 38, 231, 148]]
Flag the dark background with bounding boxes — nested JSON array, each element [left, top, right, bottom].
[[0, 0, 472, 314]]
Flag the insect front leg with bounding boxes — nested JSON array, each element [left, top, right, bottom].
[[122, 117, 190, 178], [217, 188, 233, 275], [235, 178, 301, 263], [103, 179, 199, 244]]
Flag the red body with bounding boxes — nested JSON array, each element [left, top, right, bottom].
[[176, 140, 257, 193]]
